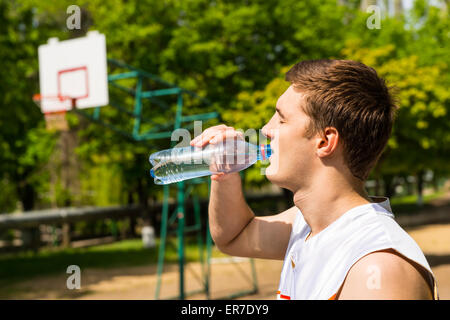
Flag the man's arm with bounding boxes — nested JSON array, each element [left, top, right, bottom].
[[336, 249, 434, 300], [209, 172, 297, 260], [191, 124, 297, 260]]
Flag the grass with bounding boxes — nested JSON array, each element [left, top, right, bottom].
[[389, 190, 446, 215], [0, 236, 226, 287]]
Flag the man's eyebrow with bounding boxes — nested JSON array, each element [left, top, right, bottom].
[[276, 107, 286, 119]]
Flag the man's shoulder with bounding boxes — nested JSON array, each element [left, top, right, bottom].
[[336, 248, 434, 300]]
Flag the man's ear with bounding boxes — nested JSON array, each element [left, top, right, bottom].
[[315, 127, 339, 158]]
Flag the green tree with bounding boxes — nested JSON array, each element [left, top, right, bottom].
[[0, 1, 57, 212], [3, 0, 447, 212]]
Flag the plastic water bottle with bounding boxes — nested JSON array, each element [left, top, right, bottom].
[[149, 139, 272, 185]]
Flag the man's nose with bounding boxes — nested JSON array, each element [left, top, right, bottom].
[[262, 123, 273, 139]]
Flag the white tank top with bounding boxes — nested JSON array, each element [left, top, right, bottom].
[[277, 197, 438, 300]]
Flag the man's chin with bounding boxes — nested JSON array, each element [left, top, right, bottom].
[[265, 168, 281, 185], [266, 174, 292, 192], [265, 165, 293, 190], [264, 161, 279, 177]]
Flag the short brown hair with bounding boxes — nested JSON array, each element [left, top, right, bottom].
[[285, 59, 397, 181]]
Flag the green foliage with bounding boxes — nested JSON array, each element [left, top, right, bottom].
[[0, 0, 58, 211]]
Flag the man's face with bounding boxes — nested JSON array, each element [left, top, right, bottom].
[[262, 85, 316, 191]]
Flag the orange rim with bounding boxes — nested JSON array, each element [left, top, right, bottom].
[[33, 94, 73, 115]]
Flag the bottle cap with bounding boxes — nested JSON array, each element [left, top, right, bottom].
[[259, 144, 272, 160]]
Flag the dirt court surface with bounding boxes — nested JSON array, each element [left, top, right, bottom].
[[2, 222, 450, 300]]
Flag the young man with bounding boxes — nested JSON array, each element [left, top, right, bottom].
[[190, 60, 438, 300]]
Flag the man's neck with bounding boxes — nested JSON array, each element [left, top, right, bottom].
[[292, 172, 372, 240]]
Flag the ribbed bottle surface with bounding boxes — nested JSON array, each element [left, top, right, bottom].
[[149, 141, 271, 185]]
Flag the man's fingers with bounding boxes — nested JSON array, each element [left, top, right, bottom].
[[191, 134, 214, 147], [210, 129, 243, 144], [210, 173, 223, 180], [190, 125, 239, 147], [211, 172, 227, 181], [190, 125, 227, 146]]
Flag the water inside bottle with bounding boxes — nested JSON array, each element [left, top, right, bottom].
[[149, 141, 268, 185], [150, 159, 212, 185]]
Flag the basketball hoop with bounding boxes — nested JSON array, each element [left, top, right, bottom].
[[33, 94, 74, 131], [34, 31, 109, 131]]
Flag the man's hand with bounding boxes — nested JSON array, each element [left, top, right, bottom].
[[190, 124, 244, 181]]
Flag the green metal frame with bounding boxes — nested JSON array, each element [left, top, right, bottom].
[[72, 58, 258, 300], [155, 178, 212, 300], [74, 59, 219, 142]]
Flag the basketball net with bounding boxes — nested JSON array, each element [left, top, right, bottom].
[[33, 94, 76, 131]]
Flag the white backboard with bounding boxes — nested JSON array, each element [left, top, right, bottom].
[[38, 30, 109, 113]]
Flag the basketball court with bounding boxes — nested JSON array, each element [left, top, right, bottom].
[[0, 220, 449, 300]]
